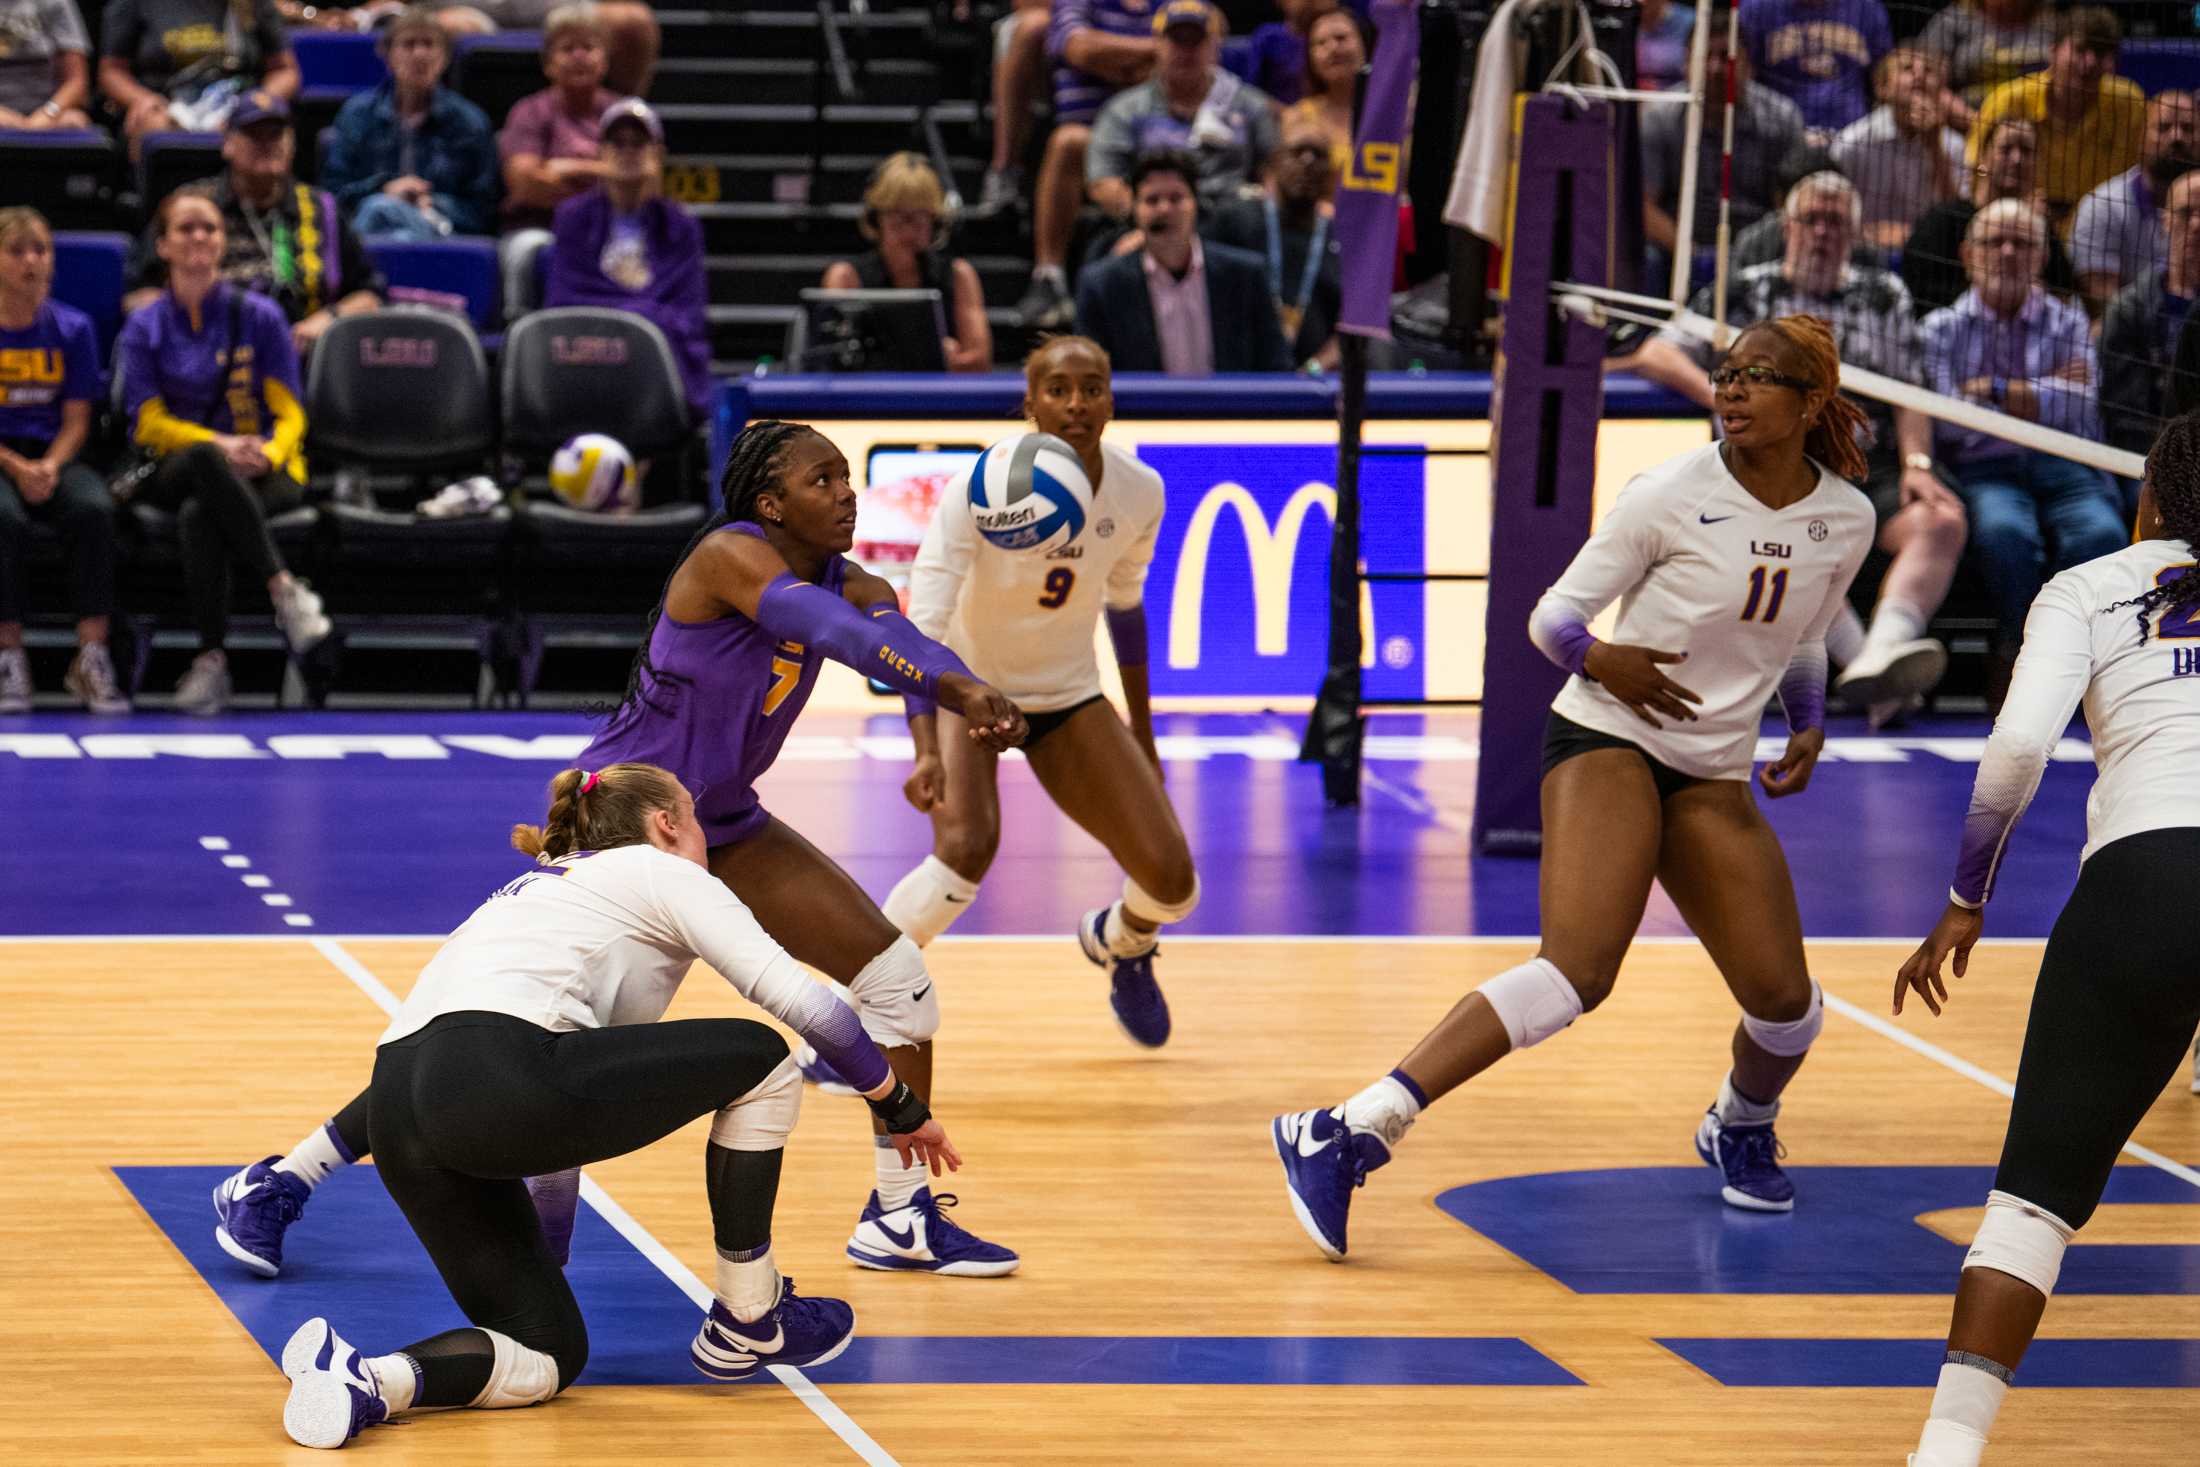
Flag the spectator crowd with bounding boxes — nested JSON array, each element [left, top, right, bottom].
[[0, 0, 2193, 715]]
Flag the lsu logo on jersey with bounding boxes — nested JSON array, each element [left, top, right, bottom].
[[0, 347, 65, 408]]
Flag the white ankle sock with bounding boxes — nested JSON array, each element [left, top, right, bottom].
[[276, 1121, 352, 1190], [1914, 1357, 2007, 1466], [1101, 902, 1156, 958], [714, 1244, 782, 1324], [1861, 601, 1928, 660], [882, 855, 980, 947], [1340, 1072, 1423, 1148], [875, 1135, 925, 1211], [1927, 1354, 2015, 1460], [1034, 264, 1066, 288], [365, 1353, 419, 1414], [1714, 1072, 1779, 1127]]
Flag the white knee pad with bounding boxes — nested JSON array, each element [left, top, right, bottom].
[[709, 1052, 803, 1151], [1742, 979, 1824, 1058], [1963, 1190, 2074, 1296], [1123, 872, 1200, 926], [469, 1330, 563, 1409], [1477, 957, 1584, 1051], [849, 935, 941, 1048]]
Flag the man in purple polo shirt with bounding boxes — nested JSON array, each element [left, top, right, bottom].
[[2071, 90, 2198, 317]]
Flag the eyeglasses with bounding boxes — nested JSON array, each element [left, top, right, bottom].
[[1710, 364, 1815, 392]]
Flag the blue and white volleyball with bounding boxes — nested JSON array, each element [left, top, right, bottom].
[[549, 433, 638, 513], [966, 432, 1091, 553]]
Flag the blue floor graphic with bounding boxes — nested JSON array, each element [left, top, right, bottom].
[[2, 709, 2100, 938], [1437, 1167, 2200, 1295], [1662, 1337, 2200, 1388], [118, 1165, 1576, 1387]]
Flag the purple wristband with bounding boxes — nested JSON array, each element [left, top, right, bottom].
[[1104, 604, 1149, 666]]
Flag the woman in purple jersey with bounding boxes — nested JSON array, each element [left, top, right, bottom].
[[214, 421, 1032, 1284]]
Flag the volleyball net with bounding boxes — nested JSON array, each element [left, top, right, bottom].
[[1471, 0, 2194, 851], [1533, 0, 2196, 480]]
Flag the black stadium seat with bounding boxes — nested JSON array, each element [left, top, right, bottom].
[[500, 308, 709, 643], [304, 310, 515, 689], [137, 131, 224, 213], [0, 129, 121, 230]]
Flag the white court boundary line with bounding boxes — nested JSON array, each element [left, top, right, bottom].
[[305, 937, 901, 1467], [1821, 990, 2200, 1191]]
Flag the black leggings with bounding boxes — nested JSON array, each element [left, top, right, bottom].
[[368, 1011, 792, 1406], [1994, 828, 2200, 1229], [134, 442, 299, 652], [0, 455, 116, 625]]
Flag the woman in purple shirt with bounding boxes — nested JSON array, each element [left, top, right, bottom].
[[542, 99, 712, 417], [116, 187, 335, 715], [0, 207, 125, 715]]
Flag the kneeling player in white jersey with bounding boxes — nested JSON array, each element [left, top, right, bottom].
[[272, 764, 959, 1450], [808, 336, 1195, 1056], [1274, 315, 1876, 1257], [1899, 414, 2200, 1467]]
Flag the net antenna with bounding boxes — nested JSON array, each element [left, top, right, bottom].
[[1708, 2, 1739, 353]]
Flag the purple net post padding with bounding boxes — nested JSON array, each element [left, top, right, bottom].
[[1471, 97, 1615, 856]]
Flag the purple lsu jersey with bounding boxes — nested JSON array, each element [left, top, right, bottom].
[[579, 522, 848, 845]]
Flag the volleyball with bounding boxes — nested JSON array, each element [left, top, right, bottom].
[[549, 433, 638, 513], [965, 432, 1091, 553]]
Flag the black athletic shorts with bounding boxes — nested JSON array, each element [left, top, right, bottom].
[[1540, 709, 1707, 803], [1021, 693, 1109, 750]]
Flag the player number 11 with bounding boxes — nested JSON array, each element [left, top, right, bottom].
[[1739, 565, 1788, 624]]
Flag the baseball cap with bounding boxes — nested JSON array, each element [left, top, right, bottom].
[[1152, 0, 1219, 38], [598, 97, 663, 144], [226, 90, 291, 133]]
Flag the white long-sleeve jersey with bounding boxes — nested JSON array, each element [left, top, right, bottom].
[[1951, 539, 2200, 906], [380, 844, 887, 1091], [907, 441, 1165, 712], [1530, 442, 1874, 780]]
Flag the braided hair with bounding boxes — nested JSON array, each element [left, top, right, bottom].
[[613, 419, 815, 714], [2103, 411, 2200, 645], [511, 762, 689, 862], [1735, 314, 1875, 484]]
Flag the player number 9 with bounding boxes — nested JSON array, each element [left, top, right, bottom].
[[1037, 567, 1075, 609]]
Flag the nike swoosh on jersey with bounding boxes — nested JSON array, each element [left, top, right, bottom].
[[912, 984, 932, 1002], [1698, 513, 1737, 524], [943, 894, 970, 904]]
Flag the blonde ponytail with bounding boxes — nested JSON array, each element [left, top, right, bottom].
[[510, 762, 688, 862]]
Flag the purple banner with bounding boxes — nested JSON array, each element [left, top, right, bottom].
[[1334, 0, 1420, 338]]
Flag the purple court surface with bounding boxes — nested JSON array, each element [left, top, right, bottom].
[[1, 708, 2090, 939]]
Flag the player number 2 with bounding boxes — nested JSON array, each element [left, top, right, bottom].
[[1739, 565, 1788, 624], [2156, 565, 2200, 640], [1038, 567, 1075, 609]]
